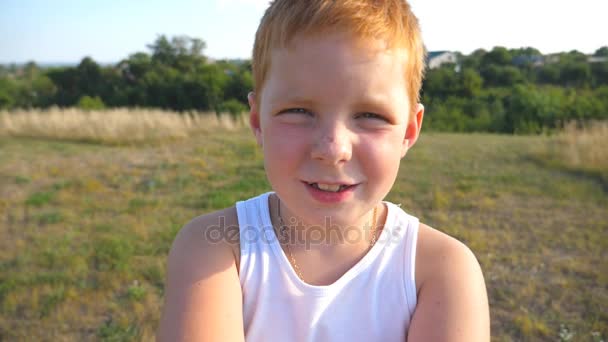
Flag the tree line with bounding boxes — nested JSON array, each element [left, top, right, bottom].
[[422, 47, 608, 133], [0, 35, 251, 116], [1, 35, 607, 134]]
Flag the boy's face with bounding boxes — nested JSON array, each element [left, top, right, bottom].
[[249, 32, 423, 227]]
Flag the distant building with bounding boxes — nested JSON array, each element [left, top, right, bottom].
[[427, 51, 459, 69], [588, 56, 608, 63], [543, 54, 561, 64]]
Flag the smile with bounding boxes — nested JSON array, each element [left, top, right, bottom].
[[304, 182, 355, 192]]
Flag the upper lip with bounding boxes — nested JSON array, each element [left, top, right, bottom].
[[303, 180, 358, 186]]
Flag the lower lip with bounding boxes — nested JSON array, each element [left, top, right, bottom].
[[304, 182, 357, 203]]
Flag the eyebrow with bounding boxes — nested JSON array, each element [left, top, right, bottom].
[[267, 93, 316, 108], [356, 94, 394, 108], [267, 92, 399, 114], [265, 79, 401, 109]]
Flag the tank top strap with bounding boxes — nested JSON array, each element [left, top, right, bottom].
[[384, 201, 420, 316], [235, 192, 274, 286]]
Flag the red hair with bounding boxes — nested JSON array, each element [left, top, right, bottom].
[[252, 0, 426, 119]]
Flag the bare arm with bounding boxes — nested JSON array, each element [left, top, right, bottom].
[[157, 209, 245, 342], [407, 225, 490, 342]]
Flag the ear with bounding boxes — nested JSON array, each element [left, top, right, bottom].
[[401, 103, 424, 158], [248, 92, 263, 147]]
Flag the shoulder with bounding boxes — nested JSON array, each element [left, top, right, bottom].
[[172, 206, 241, 266], [163, 207, 241, 275], [179, 206, 240, 243], [409, 223, 490, 341], [414, 223, 482, 291], [157, 207, 244, 341]]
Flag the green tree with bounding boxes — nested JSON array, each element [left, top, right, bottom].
[[0, 77, 17, 109], [504, 85, 566, 133], [481, 46, 512, 66], [118, 52, 153, 106], [29, 75, 57, 107], [47, 66, 81, 106], [564, 90, 603, 120], [537, 64, 561, 84], [147, 35, 177, 66], [424, 96, 469, 132], [460, 68, 483, 97], [171, 36, 207, 72], [76, 57, 103, 97], [481, 65, 525, 87], [591, 62, 608, 86], [561, 50, 587, 63], [593, 86, 608, 119], [77, 95, 106, 110], [220, 61, 253, 104], [594, 46, 608, 57], [422, 65, 460, 99], [147, 35, 207, 70], [198, 64, 229, 112], [510, 47, 542, 57], [119, 52, 152, 82], [218, 99, 247, 117], [98, 67, 126, 107], [560, 62, 591, 87], [461, 49, 486, 69]]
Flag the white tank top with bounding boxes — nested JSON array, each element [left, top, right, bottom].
[[236, 192, 419, 341]]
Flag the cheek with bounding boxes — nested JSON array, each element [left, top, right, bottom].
[[358, 134, 403, 174], [263, 125, 309, 163]]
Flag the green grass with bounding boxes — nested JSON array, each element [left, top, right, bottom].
[[0, 129, 606, 341]]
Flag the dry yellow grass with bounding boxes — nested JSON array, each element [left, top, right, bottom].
[[535, 121, 608, 185], [0, 107, 247, 145], [556, 121, 608, 172]]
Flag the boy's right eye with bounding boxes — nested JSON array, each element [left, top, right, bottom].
[[276, 108, 314, 124], [281, 108, 311, 115]]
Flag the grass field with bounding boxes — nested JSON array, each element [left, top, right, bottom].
[[0, 109, 606, 341]]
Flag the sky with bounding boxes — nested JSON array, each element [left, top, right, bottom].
[[0, 0, 606, 64]]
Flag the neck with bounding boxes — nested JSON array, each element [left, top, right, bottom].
[[271, 194, 380, 251]]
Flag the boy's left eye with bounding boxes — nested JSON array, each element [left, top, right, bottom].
[[357, 112, 385, 121], [282, 108, 311, 115]]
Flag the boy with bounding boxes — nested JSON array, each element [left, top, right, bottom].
[[158, 0, 490, 341]]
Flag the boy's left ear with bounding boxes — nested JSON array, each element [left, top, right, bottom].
[[248, 92, 263, 147], [401, 103, 424, 158]]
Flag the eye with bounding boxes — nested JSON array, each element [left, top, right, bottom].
[[276, 108, 314, 124], [280, 108, 312, 115], [357, 112, 386, 121]]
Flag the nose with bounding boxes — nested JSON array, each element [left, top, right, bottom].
[[310, 123, 352, 165]]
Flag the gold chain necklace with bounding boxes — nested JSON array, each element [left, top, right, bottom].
[[276, 197, 378, 281]]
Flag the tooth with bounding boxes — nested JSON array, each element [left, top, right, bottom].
[[317, 183, 341, 192]]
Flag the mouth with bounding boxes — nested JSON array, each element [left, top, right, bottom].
[[303, 181, 357, 193]]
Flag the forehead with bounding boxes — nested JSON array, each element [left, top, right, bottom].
[[260, 32, 410, 111]]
